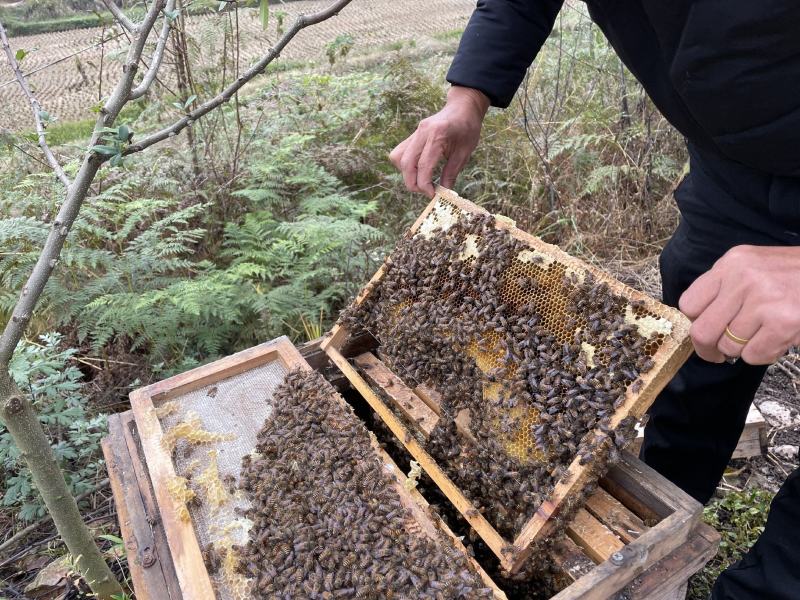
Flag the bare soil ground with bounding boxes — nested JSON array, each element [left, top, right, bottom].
[[0, 0, 473, 130]]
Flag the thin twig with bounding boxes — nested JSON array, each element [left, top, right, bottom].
[[774, 360, 799, 381], [129, 0, 176, 100], [126, 0, 354, 155], [0, 23, 71, 188], [0, 31, 125, 90], [0, 0, 168, 366], [100, 0, 137, 33], [0, 478, 110, 556]]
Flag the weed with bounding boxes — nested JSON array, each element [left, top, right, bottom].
[[688, 489, 774, 599]]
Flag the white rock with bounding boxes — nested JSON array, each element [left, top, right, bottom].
[[757, 400, 800, 429], [772, 444, 799, 462]]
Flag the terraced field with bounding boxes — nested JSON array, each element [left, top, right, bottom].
[[0, 0, 473, 130]]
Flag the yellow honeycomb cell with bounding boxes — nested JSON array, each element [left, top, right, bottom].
[[499, 257, 579, 344], [498, 406, 545, 463]]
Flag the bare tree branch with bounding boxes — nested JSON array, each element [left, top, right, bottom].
[[99, 0, 168, 122], [129, 0, 176, 100], [127, 0, 354, 155], [0, 0, 168, 366], [0, 1, 355, 595], [100, 0, 137, 33], [0, 24, 71, 188]]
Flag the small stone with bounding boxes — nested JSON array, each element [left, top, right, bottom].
[[772, 444, 799, 462], [758, 401, 800, 429]]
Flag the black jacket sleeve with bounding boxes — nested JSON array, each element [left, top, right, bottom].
[[447, 0, 564, 108]]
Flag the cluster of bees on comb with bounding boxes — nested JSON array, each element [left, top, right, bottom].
[[341, 201, 667, 539], [236, 369, 494, 598]]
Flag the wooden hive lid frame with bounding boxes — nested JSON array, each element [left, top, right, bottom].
[[322, 187, 693, 572], [130, 336, 306, 599]]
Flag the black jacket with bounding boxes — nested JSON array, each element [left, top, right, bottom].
[[447, 0, 800, 179]]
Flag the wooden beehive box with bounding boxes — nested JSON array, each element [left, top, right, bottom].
[[126, 336, 503, 599], [322, 187, 693, 572], [105, 339, 718, 600]]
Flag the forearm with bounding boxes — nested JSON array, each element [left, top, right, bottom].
[[447, 0, 565, 108]]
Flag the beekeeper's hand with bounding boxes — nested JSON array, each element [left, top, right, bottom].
[[680, 245, 800, 365], [389, 86, 489, 198]]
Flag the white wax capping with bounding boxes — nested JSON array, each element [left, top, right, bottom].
[[581, 342, 596, 368], [518, 249, 555, 270], [624, 304, 673, 336], [459, 234, 481, 261]]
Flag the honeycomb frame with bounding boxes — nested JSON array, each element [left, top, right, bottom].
[[322, 187, 693, 573]]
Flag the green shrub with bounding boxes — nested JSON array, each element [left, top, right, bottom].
[[1, 333, 107, 521], [0, 130, 385, 366]]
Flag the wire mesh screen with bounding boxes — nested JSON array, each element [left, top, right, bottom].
[[154, 359, 288, 600]]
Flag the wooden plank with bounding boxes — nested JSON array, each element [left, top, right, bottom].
[[624, 523, 719, 600], [413, 383, 444, 416], [104, 414, 182, 600], [731, 405, 767, 459], [119, 412, 183, 600], [354, 353, 440, 436], [550, 511, 697, 600], [566, 509, 624, 563], [601, 453, 699, 523], [584, 487, 647, 544], [130, 389, 215, 599], [137, 336, 305, 403], [551, 454, 703, 600], [325, 345, 511, 565], [552, 537, 597, 584], [325, 187, 693, 571]]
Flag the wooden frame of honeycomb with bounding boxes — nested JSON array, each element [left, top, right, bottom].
[[130, 336, 307, 599], [322, 187, 693, 572]]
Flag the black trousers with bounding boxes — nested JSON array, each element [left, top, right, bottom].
[[640, 144, 800, 599]]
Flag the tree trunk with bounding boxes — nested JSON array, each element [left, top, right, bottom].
[[0, 370, 122, 599]]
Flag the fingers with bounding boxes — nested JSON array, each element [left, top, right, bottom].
[[741, 327, 787, 365], [416, 136, 443, 198], [388, 137, 409, 170], [441, 152, 467, 190], [679, 270, 722, 320], [397, 132, 428, 194], [688, 289, 741, 362], [716, 311, 761, 359]]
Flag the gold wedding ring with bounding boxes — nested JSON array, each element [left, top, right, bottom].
[[724, 326, 750, 345]]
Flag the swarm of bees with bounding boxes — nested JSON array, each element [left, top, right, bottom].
[[340, 202, 664, 539], [236, 369, 493, 598]]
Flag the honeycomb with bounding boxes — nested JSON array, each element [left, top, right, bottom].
[[160, 411, 235, 454], [166, 476, 196, 523], [194, 450, 229, 511], [341, 193, 685, 539]]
